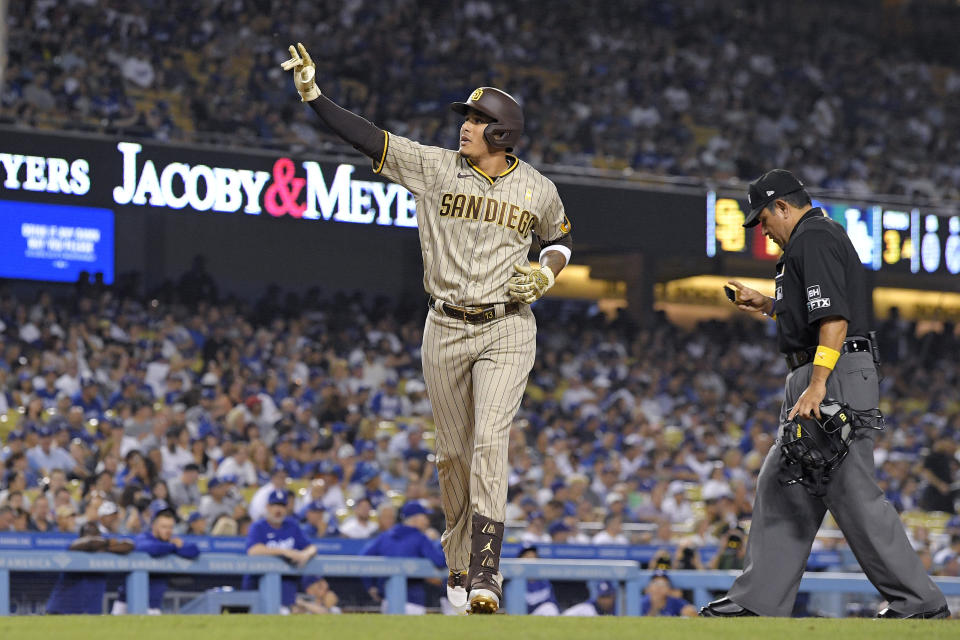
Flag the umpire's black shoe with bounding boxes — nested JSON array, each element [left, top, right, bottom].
[[877, 604, 950, 619], [699, 597, 758, 617]]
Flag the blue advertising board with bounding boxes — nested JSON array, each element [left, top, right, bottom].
[[0, 199, 114, 283]]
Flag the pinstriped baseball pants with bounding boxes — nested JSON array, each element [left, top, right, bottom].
[[421, 306, 536, 572]]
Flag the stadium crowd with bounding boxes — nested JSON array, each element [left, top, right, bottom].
[[0, 273, 957, 589], [4, 0, 960, 200]]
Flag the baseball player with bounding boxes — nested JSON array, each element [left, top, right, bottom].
[[243, 489, 319, 613], [283, 43, 572, 614], [361, 501, 448, 615], [47, 522, 134, 614], [111, 505, 199, 615], [561, 581, 618, 616], [518, 543, 560, 615], [640, 570, 696, 617]]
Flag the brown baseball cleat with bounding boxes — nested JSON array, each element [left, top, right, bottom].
[[468, 577, 502, 614], [467, 513, 505, 614]]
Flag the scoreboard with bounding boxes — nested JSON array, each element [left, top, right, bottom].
[[706, 191, 960, 276], [705, 192, 781, 261]]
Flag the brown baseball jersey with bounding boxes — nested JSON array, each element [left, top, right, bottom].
[[373, 132, 570, 305], [372, 131, 571, 573]]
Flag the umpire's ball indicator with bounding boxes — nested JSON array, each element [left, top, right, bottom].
[[111, 142, 418, 227]]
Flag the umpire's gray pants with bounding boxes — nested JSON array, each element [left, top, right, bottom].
[[726, 352, 946, 616]]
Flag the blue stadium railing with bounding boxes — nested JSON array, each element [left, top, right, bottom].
[[1, 549, 959, 616], [0, 532, 853, 568]]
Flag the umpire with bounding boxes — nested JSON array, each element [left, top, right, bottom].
[[701, 170, 948, 619]]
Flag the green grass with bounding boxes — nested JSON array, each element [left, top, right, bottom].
[[0, 614, 958, 640]]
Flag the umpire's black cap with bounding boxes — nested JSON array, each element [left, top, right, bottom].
[[743, 169, 806, 228]]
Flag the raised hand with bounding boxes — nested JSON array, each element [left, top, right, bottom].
[[281, 42, 321, 102]]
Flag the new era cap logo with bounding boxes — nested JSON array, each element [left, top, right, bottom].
[[766, 190, 775, 196]]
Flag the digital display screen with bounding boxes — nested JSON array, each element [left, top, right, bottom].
[[0, 200, 114, 283], [915, 211, 960, 275], [707, 192, 960, 275], [705, 192, 779, 261], [816, 201, 880, 269]]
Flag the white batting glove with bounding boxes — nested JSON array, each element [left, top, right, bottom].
[[281, 42, 321, 102], [508, 263, 555, 304]]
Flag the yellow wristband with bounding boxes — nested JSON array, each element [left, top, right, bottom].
[[813, 345, 841, 370]]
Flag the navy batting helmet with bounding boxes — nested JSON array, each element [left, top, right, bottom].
[[451, 87, 524, 151]]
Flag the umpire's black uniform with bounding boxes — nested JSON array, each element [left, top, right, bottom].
[[717, 172, 947, 618]]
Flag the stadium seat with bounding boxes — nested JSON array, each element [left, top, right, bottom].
[[376, 421, 397, 437], [286, 479, 308, 495], [0, 409, 22, 435], [663, 426, 686, 449], [68, 479, 83, 503]]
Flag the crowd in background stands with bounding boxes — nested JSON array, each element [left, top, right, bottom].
[[0, 273, 957, 582], [4, 0, 960, 200]]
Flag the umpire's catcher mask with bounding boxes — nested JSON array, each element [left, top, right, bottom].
[[778, 399, 884, 497]]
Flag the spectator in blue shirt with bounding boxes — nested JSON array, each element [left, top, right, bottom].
[[184, 511, 207, 536], [639, 570, 696, 617], [5, 453, 39, 489], [518, 544, 560, 615], [401, 426, 430, 465], [273, 437, 303, 479], [164, 375, 185, 406], [107, 377, 139, 411], [63, 407, 96, 447], [369, 377, 410, 420], [362, 501, 446, 615], [111, 505, 199, 615], [0, 430, 25, 462], [243, 489, 318, 614], [299, 500, 337, 538], [26, 427, 73, 475], [72, 379, 104, 419], [350, 462, 387, 509], [35, 369, 60, 407]]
